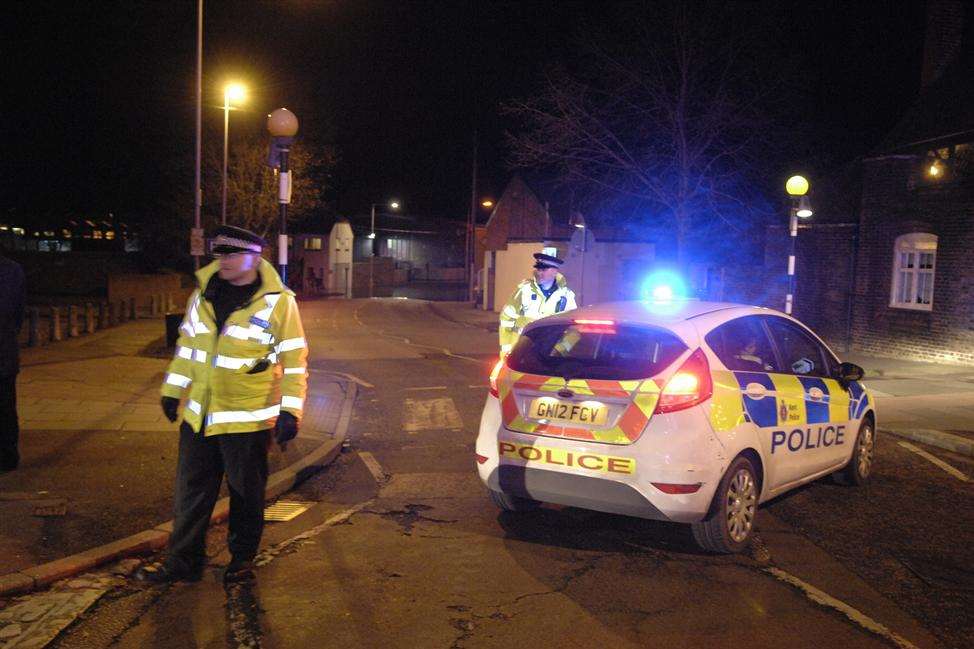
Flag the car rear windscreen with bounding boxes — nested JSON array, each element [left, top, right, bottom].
[[507, 323, 688, 380]]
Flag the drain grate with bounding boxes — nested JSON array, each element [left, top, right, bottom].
[[264, 501, 313, 522]]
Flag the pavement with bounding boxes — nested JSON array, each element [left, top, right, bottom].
[[0, 316, 355, 596], [426, 300, 974, 456]]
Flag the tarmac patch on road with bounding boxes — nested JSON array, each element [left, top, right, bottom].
[[402, 397, 463, 433]]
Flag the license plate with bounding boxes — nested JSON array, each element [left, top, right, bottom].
[[528, 397, 609, 425]]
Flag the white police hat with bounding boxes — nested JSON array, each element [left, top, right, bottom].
[[533, 252, 564, 270]]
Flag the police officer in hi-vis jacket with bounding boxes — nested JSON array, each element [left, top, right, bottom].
[[499, 252, 577, 355], [136, 225, 308, 584]]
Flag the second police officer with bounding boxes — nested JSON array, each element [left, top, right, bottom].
[[498, 252, 577, 355], [137, 225, 308, 584]]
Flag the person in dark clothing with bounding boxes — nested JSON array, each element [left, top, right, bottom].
[[0, 254, 26, 471]]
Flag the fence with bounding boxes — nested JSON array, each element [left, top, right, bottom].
[[17, 290, 188, 347]]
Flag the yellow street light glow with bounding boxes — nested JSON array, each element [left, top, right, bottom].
[[390, 201, 400, 209], [225, 83, 246, 105], [786, 175, 809, 196], [481, 199, 494, 208], [927, 162, 942, 177]]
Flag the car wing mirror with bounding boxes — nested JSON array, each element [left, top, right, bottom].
[[835, 362, 864, 385]]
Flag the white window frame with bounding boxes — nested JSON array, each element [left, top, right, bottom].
[[890, 232, 937, 311]]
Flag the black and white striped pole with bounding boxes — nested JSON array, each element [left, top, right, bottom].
[[267, 108, 299, 285], [784, 175, 812, 316]]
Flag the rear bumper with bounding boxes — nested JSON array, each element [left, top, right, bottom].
[[476, 394, 723, 523], [486, 464, 669, 520]]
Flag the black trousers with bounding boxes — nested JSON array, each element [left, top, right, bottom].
[[0, 375, 18, 468], [168, 422, 270, 571]]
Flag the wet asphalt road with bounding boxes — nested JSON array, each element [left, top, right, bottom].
[[47, 298, 971, 649]]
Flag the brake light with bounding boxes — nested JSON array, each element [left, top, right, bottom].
[[489, 358, 505, 397], [574, 318, 616, 334], [654, 348, 712, 413], [476, 453, 489, 464]]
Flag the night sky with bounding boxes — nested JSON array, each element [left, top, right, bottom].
[[2, 0, 927, 229]]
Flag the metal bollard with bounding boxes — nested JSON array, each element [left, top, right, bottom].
[[166, 292, 174, 313], [28, 307, 40, 347], [50, 306, 62, 341], [108, 301, 118, 327], [68, 305, 80, 337], [85, 303, 96, 333], [99, 302, 111, 329]]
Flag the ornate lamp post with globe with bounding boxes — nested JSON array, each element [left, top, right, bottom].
[[267, 108, 299, 284], [785, 175, 814, 315]]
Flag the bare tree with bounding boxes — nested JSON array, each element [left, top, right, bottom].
[[505, 3, 780, 265], [205, 138, 336, 238]]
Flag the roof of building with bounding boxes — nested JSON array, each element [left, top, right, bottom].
[[875, 41, 974, 154]]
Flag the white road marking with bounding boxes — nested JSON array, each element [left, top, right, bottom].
[[468, 385, 486, 389], [308, 368, 375, 389], [403, 385, 448, 391], [763, 567, 919, 649], [359, 451, 387, 484], [403, 397, 463, 432], [867, 387, 894, 397], [897, 441, 970, 482]]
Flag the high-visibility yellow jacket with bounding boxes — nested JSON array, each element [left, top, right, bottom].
[[160, 259, 308, 436], [498, 273, 577, 353]]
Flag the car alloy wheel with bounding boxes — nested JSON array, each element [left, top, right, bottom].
[[857, 424, 874, 479], [725, 468, 757, 543]]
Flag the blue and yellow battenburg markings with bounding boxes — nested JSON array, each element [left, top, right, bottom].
[[709, 370, 865, 432]]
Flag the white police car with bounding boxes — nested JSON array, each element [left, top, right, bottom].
[[476, 300, 875, 553]]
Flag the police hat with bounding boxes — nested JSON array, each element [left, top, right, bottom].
[[533, 252, 564, 270], [211, 225, 266, 254]]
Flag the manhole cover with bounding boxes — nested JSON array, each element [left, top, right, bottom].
[[264, 501, 313, 522]]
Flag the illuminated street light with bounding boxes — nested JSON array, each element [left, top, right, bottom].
[[222, 81, 247, 225], [481, 199, 494, 208], [927, 160, 943, 178], [369, 200, 401, 298], [784, 175, 812, 315]]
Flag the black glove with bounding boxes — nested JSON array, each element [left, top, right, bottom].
[[161, 397, 179, 423], [274, 412, 299, 450]]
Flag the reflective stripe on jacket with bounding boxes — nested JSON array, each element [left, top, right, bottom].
[[161, 259, 308, 436], [498, 273, 577, 353]]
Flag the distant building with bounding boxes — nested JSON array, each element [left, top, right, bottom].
[[480, 176, 655, 311]]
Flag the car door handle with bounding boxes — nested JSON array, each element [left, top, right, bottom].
[[745, 383, 767, 399]]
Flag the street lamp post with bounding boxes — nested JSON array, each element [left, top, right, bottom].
[[267, 108, 299, 284], [785, 175, 813, 315], [221, 83, 246, 225], [369, 200, 400, 298]]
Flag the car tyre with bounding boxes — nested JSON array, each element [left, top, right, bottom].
[[834, 420, 874, 486], [489, 489, 540, 512], [691, 455, 758, 554]]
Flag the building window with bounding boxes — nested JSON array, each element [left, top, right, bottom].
[[303, 237, 322, 250], [890, 232, 937, 311]]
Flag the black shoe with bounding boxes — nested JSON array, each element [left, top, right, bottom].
[[223, 558, 256, 584], [134, 562, 203, 584]]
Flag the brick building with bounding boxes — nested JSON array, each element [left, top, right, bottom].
[[795, 0, 974, 365]]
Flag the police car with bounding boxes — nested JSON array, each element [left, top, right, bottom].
[[476, 300, 875, 553]]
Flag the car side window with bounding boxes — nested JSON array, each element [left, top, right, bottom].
[[705, 316, 781, 373], [765, 317, 829, 378]]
